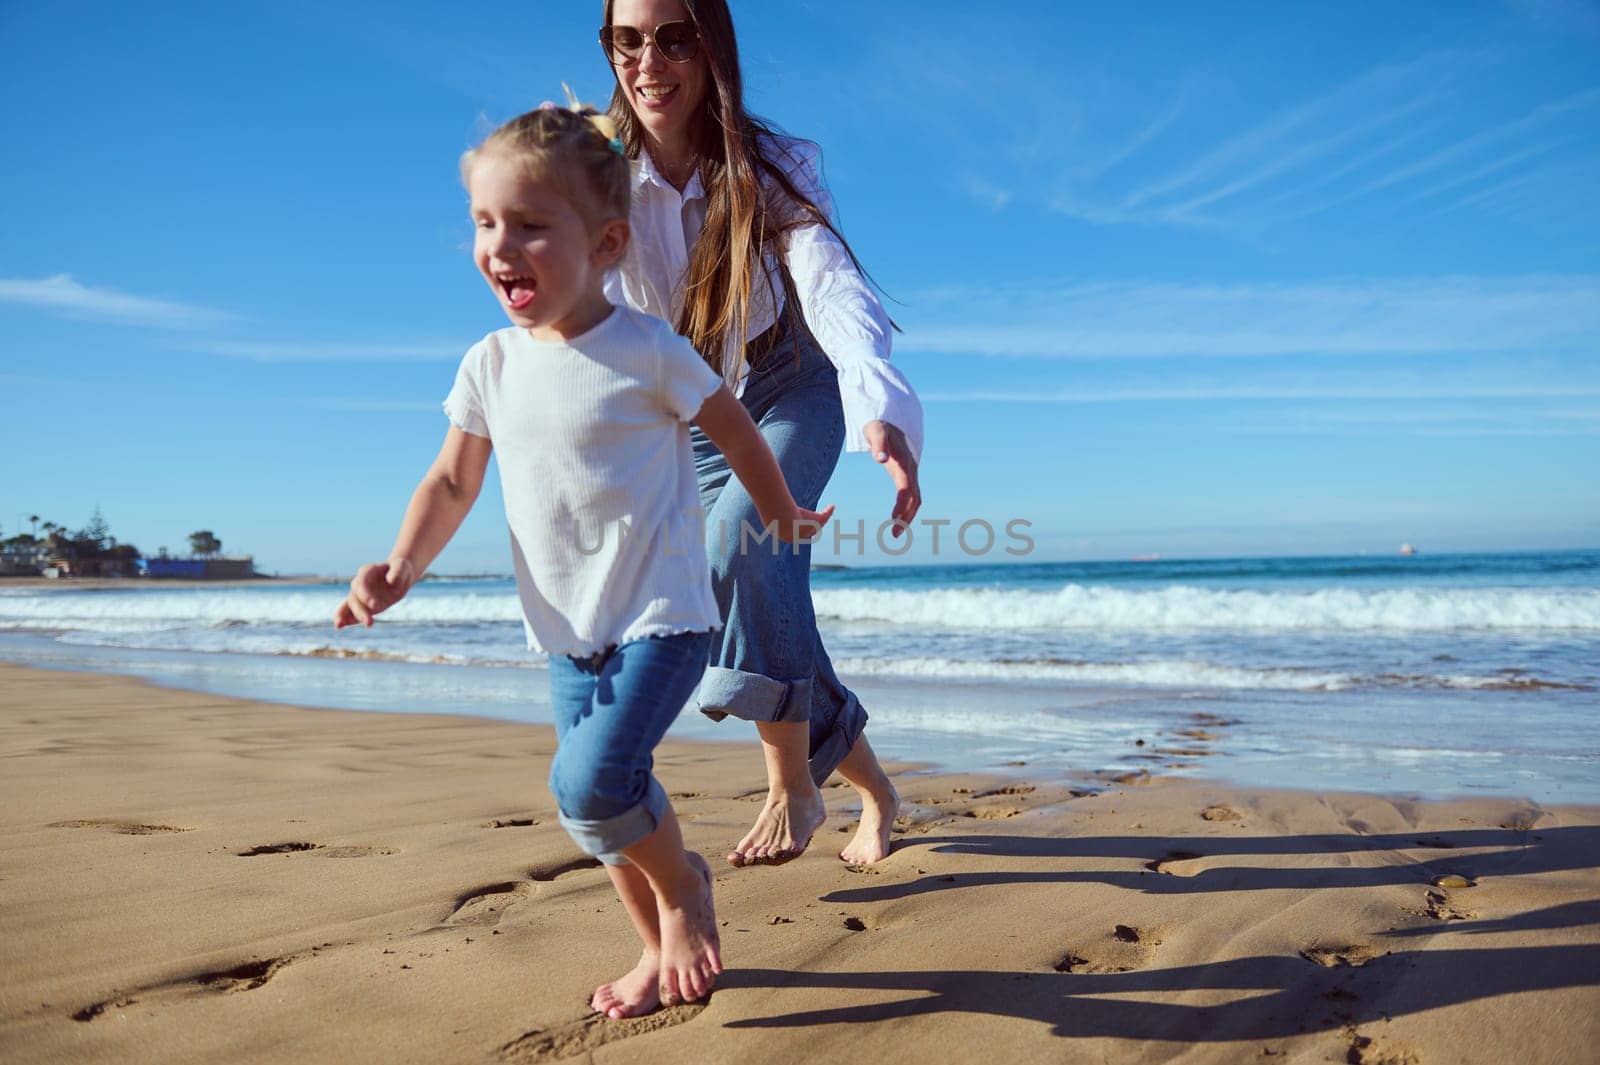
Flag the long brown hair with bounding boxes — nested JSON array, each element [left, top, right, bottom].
[[601, 0, 888, 378]]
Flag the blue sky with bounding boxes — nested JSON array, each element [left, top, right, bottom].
[[2, 0, 1597, 573]]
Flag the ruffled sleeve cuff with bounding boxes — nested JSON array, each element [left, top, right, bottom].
[[833, 341, 925, 463]]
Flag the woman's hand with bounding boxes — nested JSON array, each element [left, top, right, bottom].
[[333, 557, 417, 628], [765, 503, 837, 544], [863, 420, 921, 537]]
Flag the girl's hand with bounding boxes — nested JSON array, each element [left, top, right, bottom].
[[863, 420, 921, 537], [768, 503, 836, 545], [333, 558, 417, 628]]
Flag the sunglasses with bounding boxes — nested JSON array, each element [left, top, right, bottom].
[[599, 20, 700, 65]]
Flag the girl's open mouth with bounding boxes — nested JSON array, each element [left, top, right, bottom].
[[499, 275, 536, 311]]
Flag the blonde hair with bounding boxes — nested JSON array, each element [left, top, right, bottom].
[[461, 104, 631, 229]]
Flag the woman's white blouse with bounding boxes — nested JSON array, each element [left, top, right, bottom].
[[604, 135, 924, 462]]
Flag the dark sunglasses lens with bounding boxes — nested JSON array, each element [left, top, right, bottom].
[[606, 26, 644, 57], [658, 22, 698, 61]]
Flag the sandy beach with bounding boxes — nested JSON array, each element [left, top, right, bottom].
[[2, 661, 1597, 1064]]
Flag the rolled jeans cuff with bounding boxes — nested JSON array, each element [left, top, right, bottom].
[[809, 689, 868, 786], [557, 775, 668, 867], [697, 665, 813, 724]]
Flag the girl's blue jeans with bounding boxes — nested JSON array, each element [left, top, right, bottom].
[[688, 318, 870, 786], [546, 630, 712, 865]]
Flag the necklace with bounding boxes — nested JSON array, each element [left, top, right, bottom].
[[650, 146, 698, 189]]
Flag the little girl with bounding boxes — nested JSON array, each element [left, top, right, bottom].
[[334, 99, 832, 1017]]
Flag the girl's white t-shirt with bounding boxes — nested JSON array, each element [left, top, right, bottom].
[[443, 305, 724, 657]]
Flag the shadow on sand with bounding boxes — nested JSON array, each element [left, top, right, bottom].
[[720, 824, 1600, 1042]]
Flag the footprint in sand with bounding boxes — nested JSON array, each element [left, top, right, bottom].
[[1052, 924, 1162, 973], [891, 804, 950, 835], [1347, 1029, 1421, 1065], [319, 845, 397, 858], [236, 841, 395, 858], [961, 803, 1026, 820], [236, 841, 323, 856], [499, 1005, 704, 1061], [1145, 850, 1206, 876], [50, 819, 190, 835], [1500, 806, 1548, 831], [483, 817, 540, 829], [1422, 888, 1476, 922], [1200, 805, 1243, 822], [73, 955, 295, 1022], [1411, 837, 1460, 850], [443, 882, 535, 928], [1299, 944, 1381, 968], [975, 785, 1036, 798], [528, 857, 603, 882]]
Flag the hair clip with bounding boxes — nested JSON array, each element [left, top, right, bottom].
[[556, 81, 624, 154]]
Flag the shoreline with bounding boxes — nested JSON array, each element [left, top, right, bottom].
[[2, 628, 1597, 805], [3, 660, 1597, 1062], [0, 575, 339, 590]]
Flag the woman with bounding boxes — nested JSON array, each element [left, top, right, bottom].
[[601, 0, 923, 867]]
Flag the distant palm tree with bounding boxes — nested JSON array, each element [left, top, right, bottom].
[[28, 515, 39, 538]]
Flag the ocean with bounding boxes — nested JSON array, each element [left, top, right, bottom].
[[3, 550, 1596, 802]]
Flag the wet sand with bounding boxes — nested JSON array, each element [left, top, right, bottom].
[[2, 662, 1596, 1063]]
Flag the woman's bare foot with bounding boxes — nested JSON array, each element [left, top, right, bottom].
[[656, 852, 722, 1006], [591, 950, 660, 1018], [839, 775, 899, 865], [727, 784, 827, 866]]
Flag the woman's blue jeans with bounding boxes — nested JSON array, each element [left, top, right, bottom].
[[546, 630, 712, 865], [688, 320, 869, 786]]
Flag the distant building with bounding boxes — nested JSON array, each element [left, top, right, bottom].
[[145, 557, 258, 580], [0, 542, 49, 576], [43, 554, 141, 578]]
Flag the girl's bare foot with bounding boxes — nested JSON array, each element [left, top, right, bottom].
[[727, 784, 827, 866], [657, 852, 722, 1006], [591, 950, 660, 1018], [839, 776, 899, 865]]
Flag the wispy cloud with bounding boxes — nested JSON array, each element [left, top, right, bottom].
[[0, 274, 232, 328], [195, 341, 459, 362], [1297, 86, 1600, 216], [1211, 402, 1600, 436], [1403, 136, 1573, 204], [0, 373, 70, 387], [1507, 0, 1600, 39], [925, 39, 1592, 234], [1069, 88, 1191, 186], [1432, 171, 1542, 217], [1119, 56, 1449, 218], [922, 385, 1600, 403], [902, 275, 1600, 359], [959, 176, 1012, 213], [306, 397, 441, 412], [0, 277, 465, 364]]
